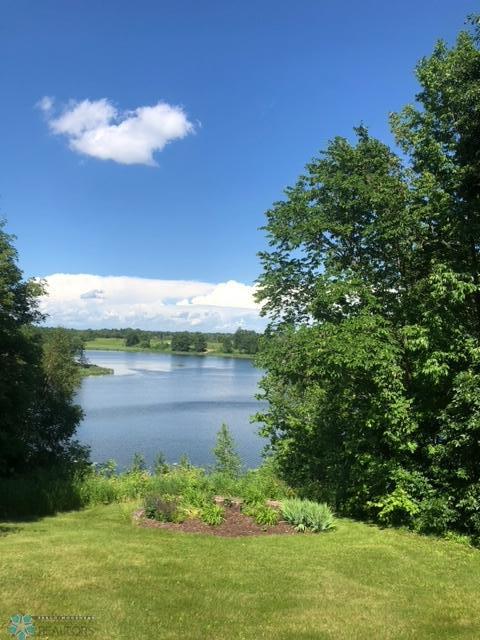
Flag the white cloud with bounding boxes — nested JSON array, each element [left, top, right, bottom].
[[37, 95, 54, 113], [177, 280, 258, 309], [39, 274, 265, 332], [38, 97, 194, 165]]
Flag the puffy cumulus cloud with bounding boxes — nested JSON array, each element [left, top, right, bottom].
[[39, 274, 265, 332], [177, 280, 258, 309], [80, 289, 105, 300], [38, 97, 194, 165]]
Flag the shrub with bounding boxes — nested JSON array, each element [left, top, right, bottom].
[[303, 500, 335, 532], [243, 503, 279, 527], [415, 497, 455, 535], [79, 474, 120, 505], [144, 494, 180, 522], [180, 505, 202, 520], [208, 472, 241, 498], [153, 452, 169, 475], [281, 498, 306, 529], [95, 459, 117, 478], [129, 453, 147, 473], [369, 488, 420, 527], [201, 503, 224, 526], [150, 467, 200, 497], [240, 461, 292, 504], [281, 498, 335, 532]]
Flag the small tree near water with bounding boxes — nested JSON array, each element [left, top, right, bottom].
[[213, 423, 242, 478]]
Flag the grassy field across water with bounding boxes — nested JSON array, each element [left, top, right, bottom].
[[84, 337, 253, 358], [0, 504, 479, 639]]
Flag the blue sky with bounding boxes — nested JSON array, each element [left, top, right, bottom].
[[1, 0, 476, 330]]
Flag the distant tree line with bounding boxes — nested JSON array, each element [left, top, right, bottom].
[[171, 332, 207, 353], [39, 327, 262, 355]]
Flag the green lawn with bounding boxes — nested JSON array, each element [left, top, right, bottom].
[[1, 504, 479, 639], [85, 337, 135, 351]]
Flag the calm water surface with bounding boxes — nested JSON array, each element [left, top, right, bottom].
[[76, 350, 266, 470]]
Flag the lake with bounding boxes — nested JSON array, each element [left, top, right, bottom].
[[76, 350, 266, 470]]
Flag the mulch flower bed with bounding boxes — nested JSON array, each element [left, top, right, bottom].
[[133, 506, 298, 537]]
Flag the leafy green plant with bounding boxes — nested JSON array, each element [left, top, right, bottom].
[[129, 453, 147, 473], [95, 459, 117, 478], [282, 498, 335, 532], [303, 500, 335, 532], [201, 503, 224, 526], [243, 503, 279, 527], [144, 494, 180, 522], [369, 488, 420, 527], [240, 461, 293, 504], [180, 505, 202, 520], [153, 452, 169, 475]]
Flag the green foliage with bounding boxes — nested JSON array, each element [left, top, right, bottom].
[[240, 461, 292, 504], [213, 423, 242, 478], [124, 330, 140, 347], [281, 499, 335, 532], [369, 488, 421, 528], [221, 335, 233, 353], [0, 470, 82, 518], [206, 460, 291, 505], [129, 452, 147, 473], [170, 332, 192, 352], [233, 328, 259, 354], [144, 494, 181, 522], [201, 503, 224, 526], [255, 19, 480, 539], [243, 503, 279, 526], [95, 459, 117, 478], [153, 452, 169, 475], [79, 469, 151, 505], [0, 223, 85, 476], [178, 454, 192, 470], [193, 332, 207, 352]]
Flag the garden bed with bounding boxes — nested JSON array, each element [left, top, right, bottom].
[[134, 505, 298, 537]]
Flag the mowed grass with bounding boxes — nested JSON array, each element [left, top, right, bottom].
[[1, 505, 479, 639], [85, 337, 140, 351]]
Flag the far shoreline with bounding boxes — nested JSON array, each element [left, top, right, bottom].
[[85, 345, 254, 360]]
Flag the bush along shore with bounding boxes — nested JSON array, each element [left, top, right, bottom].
[[78, 363, 114, 377], [0, 423, 475, 546], [0, 425, 334, 538]]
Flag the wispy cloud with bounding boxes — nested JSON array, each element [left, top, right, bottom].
[[40, 274, 264, 332], [38, 97, 195, 165]]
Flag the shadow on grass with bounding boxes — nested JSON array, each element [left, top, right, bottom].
[[0, 470, 83, 524], [0, 524, 23, 536]]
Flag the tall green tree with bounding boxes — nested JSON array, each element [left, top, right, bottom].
[[233, 328, 260, 354], [193, 333, 207, 353], [0, 222, 85, 475], [222, 335, 234, 353], [256, 18, 480, 537], [125, 330, 140, 347], [171, 332, 192, 352]]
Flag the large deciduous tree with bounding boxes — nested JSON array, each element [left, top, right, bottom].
[[256, 18, 480, 537], [0, 222, 85, 475]]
